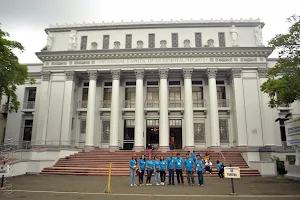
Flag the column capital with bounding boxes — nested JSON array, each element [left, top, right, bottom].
[[134, 69, 144, 80], [158, 68, 169, 79], [206, 68, 217, 79], [230, 68, 243, 78], [41, 71, 51, 81], [65, 70, 79, 85], [182, 68, 193, 79], [87, 70, 98, 80], [111, 69, 121, 80], [258, 67, 268, 78]]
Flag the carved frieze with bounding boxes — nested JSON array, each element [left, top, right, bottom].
[[158, 68, 169, 79], [258, 67, 268, 78], [51, 61, 67, 65], [218, 32, 226, 47], [87, 70, 98, 80], [195, 33, 202, 47], [240, 58, 258, 62], [215, 58, 232, 62], [206, 68, 217, 79], [125, 34, 132, 48], [74, 60, 91, 65], [182, 68, 193, 79], [134, 69, 144, 80], [41, 71, 51, 81], [172, 33, 178, 47], [111, 69, 121, 80], [148, 34, 155, 48]]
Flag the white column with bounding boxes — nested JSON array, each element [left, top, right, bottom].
[[183, 68, 195, 149], [258, 67, 277, 146], [85, 70, 97, 149], [35, 71, 51, 145], [207, 68, 220, 147], [229, 68, 248, 147], [60, 71, 77, 146], [158, 68, 169, 152], [109, 69, 121, 151], [295, 145, 300, 166], [133, 69, 145, 151]]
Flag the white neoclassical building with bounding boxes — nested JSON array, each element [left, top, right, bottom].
[[1, 18, 300, 154]]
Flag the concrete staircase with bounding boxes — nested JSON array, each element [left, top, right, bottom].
[[41, 149, 260, 176]]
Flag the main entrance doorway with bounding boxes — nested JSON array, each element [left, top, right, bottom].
[[123, 120, 134, 150], [169, 119, 182, 149], [146, 119, 159, 148]]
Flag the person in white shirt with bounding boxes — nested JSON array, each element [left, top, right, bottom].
[[204, 159, 212, 174]]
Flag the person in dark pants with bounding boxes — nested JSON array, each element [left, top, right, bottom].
[[138, 154, 146, 186], [184, 153, 195, 186], [159, 155, 167, 185], [196, 154, 204, 186], [216, 160, 224, 179], [175, 153, 184, 184], [145, 155, 154, 186], [166, 153, 175, 185]]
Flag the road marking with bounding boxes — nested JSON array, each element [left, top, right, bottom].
[[1, 189, 300, 198]]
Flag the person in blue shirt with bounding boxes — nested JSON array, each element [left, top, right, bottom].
[[153, 156, 160, 185], [159, 156, 167, 185], [138, 154, 146, 186], [129, 154, 137, 186], [192, 150, 197, 162], [216, 160, 225, 179], [184, 153, 195, 186], [145, 155, 154, 185], [196, 154, 204, 186], [166, 153, 175, 185], [175, 153, 184, 184]]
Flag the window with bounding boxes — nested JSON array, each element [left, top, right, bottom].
[[149, 34, 155, 48], [80, 120, 86, 134], [172, 33, 178, 47], [24, 88, 36, 109], [104, 82, 112, 86], [103, 88, 112, 101], [218, 32, 226, 47], [192, 80, 202, 85], [82, 88, 88, 101], [125, 34, 132, 48], [147, 81, 158, 86], [147, 87, 159, 100], [26, 88, 36, 102], [195, 33, 202, 47], [192, 87, 204, 100], [23, 119, 33, 141], [126, 82, 136, 86], [169, 87, 181, 100], [216, 80, 225, 85], [125, 88, 136, 100], [80, 36, 88, 50], [169, 81, 180, 86], [83, 82, 89, 87], [103, 35, 110, 49], [217, 86, 226, 99]]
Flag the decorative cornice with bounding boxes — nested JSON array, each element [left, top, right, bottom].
[[87, 70, 98, 80], [258, 67, 269, 78], [134, 69, 144, 80], [206, 68, 217, 79], [111, 69, 121, 80], [36, 47, 273, 62], [182, 68, 193, 79], [41, 71, 51, 81], [158, 68, 169, 79], [48, 18, 262, 29]]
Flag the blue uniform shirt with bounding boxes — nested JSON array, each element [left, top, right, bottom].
[[196, 159, 203, 172], [129, 159, 136, 168], [159, 160, 167, 171], [192, 153, 196, 160], [175, 157, 184, 169], [217, 163, 223, 170], [154, 160, 160, 170], [167, 157, 175, 170], [146, 160, 154, 171], [184, 158, 195, 172], [138, 159, 146, 170]]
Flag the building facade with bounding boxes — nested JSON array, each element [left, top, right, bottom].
[[1, 19, 299, 152]]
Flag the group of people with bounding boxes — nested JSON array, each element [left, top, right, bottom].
[[129, 150, 225, 187]]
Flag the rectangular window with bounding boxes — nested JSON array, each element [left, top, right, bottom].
[[83, 82, 89, 87], [80, 36, 88, 50], [147, 81, 158, 86], [216, 80, 225, 85], [217, 86, 226, 99], [148, 34, 155, 48], [82, 88, 88, 101], [169, 81, 180, 86], [195, 33, 202, 47], [192, 87, 204, 100], [23, 119, 33, 141], [80, 120, 86, 134], [125, 34, 132, 49], [27, 88, 36, 101], [192, 80, 203, 85], [147, 87, 159, 100], [125, 82, 136, 86], [172, 33, 178, 47], [103, 35, 110, 49], [218, 32, 226, 47], [103, 88, 112, 100], [169, 87, 181, 100], [104, 82, 112, 86], [125, 88, 136, 100]]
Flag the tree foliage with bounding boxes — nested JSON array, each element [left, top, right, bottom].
[[0, 26, 34, 112], [261, 15, 300, 108]]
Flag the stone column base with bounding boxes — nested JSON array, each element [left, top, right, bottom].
[[133, 146, 144, 152], [158, 146, 169, 153], [84, 146, 94, 152], [109, 146, 119, 152]]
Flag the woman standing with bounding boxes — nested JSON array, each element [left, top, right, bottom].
[[145, 155, 154, 186], [159, 156, 167, 185], [138, 155, 146, 186], [129, 154, 137, 186], [153, 156, 160, 186]]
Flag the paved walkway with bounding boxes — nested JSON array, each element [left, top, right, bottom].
[[0, 175, 300, 200]]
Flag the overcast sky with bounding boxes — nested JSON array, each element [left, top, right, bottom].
[[0, 0, 299, 63]]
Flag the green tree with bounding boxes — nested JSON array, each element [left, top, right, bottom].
[[261, 15, 300, 108], [0, 26, 34, 112]]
